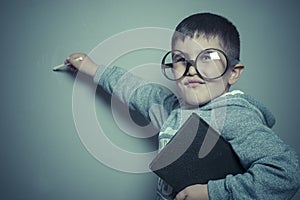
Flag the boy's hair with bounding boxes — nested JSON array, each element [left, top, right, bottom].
[[172, 13, 240, 61]]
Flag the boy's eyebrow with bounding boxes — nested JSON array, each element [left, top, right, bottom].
[[176, 49, 204, 59]]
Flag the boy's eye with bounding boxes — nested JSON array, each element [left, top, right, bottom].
[[199, 54, 212, 61], [173, 55, 186, 63], [199, 51, 221, 62]]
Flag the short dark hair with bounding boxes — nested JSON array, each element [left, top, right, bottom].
[[172, 13, 240, 61]]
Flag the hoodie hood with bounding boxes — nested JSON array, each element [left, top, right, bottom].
[[201, 90, 276, 128]]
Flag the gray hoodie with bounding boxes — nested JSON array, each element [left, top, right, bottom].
[[94, 66, 300, 200]]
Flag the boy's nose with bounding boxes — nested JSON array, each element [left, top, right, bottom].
[[186, 62, 198, 76]]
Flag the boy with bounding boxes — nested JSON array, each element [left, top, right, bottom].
[[64, 13, 300, 199]]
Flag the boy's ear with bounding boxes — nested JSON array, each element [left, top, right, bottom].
[[228, 64, 244, 85]]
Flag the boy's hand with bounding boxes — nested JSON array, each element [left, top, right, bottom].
[[65, 53, 99, 76], [175, 184, 209, 200]]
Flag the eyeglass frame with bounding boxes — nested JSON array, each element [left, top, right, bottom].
[[161, 48, 240, 81]]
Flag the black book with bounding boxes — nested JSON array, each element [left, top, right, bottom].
[[149, 113, 245, 197]]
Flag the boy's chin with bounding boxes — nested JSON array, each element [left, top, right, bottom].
[[182, 96, 211, 108]]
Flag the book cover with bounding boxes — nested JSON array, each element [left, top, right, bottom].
[[149, 113, 245, 196]]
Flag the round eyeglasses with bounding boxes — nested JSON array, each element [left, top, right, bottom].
[[161, 48, 239, 81]]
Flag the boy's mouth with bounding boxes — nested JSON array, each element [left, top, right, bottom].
[[184, 79, 206, 87]]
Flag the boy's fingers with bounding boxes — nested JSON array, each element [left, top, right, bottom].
[[64, 58, 70, 65], [63, 53, 85, 69], [174, 190, 187, 200]]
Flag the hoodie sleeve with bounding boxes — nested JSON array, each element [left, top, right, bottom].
[[93, 65, 177, 129], [207, 106, 300, 200]]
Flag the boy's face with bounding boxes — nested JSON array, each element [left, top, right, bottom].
[[172, 35, 239, 107]]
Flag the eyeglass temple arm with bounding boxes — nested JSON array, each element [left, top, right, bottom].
[[164, 63, 173, 68]]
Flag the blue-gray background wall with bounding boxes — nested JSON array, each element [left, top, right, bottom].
[[1, 0, 299, 199]]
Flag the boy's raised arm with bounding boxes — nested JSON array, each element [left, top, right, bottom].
[[65, 53, 177, 130]]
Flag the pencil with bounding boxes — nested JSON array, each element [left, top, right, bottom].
[[52, 57, 83, 71]]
